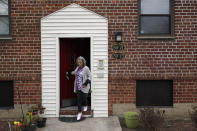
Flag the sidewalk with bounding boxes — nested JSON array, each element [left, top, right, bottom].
[[36, 116, 122, 131]]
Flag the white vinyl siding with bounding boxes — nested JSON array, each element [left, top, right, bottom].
[[41, 3, 108, 117]]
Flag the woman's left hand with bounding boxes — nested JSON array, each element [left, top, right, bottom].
[[82, 85, 86, 88]]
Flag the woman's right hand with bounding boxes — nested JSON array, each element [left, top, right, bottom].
[[70, 70, 75, 75], [68, 71, 71, 75]]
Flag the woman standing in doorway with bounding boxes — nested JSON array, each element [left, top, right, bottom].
[[69, 56, 91, 121]]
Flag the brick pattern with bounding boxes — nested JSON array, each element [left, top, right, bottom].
[[107, 0, 197, 115], [14, 80, 41, 104], [0, 0, 196, 115]]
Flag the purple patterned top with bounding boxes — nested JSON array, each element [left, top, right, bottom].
[[76, 67, 84, 90]]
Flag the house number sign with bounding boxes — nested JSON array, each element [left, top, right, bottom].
[[112, 43, 125, 59], [112, 53, 125, 59], [112, 44, 124, 50]]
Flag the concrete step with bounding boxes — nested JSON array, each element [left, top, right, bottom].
[[59, 106, 93, 116]]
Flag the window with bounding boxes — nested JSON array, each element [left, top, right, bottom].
[[138, 0, 174, 38], [0, 81, 14, 109], [136, 80, 173, 107], [0, 0, 11, 37]]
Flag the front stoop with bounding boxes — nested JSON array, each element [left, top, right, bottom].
[[59, 106, 93, 116], [36, 116, 122, 131]]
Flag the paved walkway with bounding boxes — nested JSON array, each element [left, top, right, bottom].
[[36, 116, 122, 131]]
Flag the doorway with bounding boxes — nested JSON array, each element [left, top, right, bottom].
[[60, 38, 91, 109]]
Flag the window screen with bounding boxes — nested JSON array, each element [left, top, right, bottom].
[[136, 80, 173, 107], [0, 0, 10, 37], [0, 80, 14, 108], [139, 0, 173, 36]]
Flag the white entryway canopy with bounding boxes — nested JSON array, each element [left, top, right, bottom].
[[41, 3, 108, 117]]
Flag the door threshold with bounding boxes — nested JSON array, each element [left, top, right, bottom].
[[59, 115, 92, 118], [60, 106, 91, 110]]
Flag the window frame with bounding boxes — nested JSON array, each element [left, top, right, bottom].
[[138, 0, 174, 39], [0, 0, 11, 39]]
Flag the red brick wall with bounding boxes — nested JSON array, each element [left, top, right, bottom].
[[0, 0, 44, 105], [0, 0, 196, 115], [107, 0, 197, 115]]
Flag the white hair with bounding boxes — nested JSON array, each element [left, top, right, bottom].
[[76, 56, 86, 67]]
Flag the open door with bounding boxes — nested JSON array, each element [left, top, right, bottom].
[[60, 38, 90, 108]]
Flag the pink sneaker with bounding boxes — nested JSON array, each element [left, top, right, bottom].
[[83, 106, 88, 112], [77, 112, 83, 121]]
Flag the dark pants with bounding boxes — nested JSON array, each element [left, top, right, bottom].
[[76, 90, 88, 112]]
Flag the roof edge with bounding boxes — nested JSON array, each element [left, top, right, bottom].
[[41, 3, 108, 21]]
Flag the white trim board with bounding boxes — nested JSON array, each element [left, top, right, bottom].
[[41, 3, 108, 117]]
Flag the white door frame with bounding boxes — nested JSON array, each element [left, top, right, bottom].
[[55, 34, 94, 117]]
